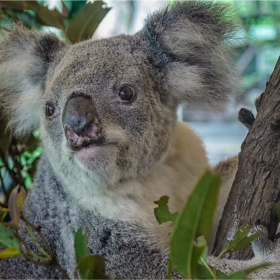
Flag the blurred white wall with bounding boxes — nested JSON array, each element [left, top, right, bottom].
[[93, 1, 168, 38]]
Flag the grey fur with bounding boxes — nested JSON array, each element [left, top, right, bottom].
[[0, 2, 279, 279]]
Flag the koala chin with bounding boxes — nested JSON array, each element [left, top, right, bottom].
[[0, 1, 279, 279]]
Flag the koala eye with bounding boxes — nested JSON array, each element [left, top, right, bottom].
[[45, 101, 56, 118], [119, 86, 136, 102]]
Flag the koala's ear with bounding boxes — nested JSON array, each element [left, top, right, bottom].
[[141, 1, 241, 109], [0, 25, 66, 136]]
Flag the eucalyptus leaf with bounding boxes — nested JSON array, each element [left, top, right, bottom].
[[66, 1, 110, 43], [0, 223, 20, 249], [224, 226, 260, 253], [193, 264, 228, 280], [74, 228, 89, 263], [0, 247, 21, 258], [0, 1, 65, 30], [191, 244, 206, 274], [77, 255, 109, 279], [197, 236, 208, 265], [170, 171, 220, 279], [154, 196, 178, 226]]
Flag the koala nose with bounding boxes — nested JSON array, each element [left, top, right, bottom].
[[63, 96, 102, 150]]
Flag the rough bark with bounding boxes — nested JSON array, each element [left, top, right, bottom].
[[212, 57, 280, 259]]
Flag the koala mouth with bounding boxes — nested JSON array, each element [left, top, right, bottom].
[[64, 126, 116, 170], [64, 124, 106, 149]]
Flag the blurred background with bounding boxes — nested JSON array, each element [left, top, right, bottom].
[[0, 0, 280, 201]]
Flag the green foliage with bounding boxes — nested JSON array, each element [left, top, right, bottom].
[[0, 223, 20, 249], [74, 228, 109, 279], [154, 171, 269, 279], [66, 1, 110, 43], [0, 0, 110, 44], [223, 227, 260, 254], [74, 228, 89, 264], [170, 171, 220, 278], [154, 196, 178, 227], [77, 255, 109, 279]]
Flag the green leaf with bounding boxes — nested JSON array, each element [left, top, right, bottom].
[[170, 171, 220, 279], [74, 228, 89, 264], [0, 1, 65, 30], [77, 255, 109, 279], [224, 226, 260, 253], [196, 236, 208, 265], [0, 247, 21, 258], [66, 1, 110, 43], [167, 259, 173, 280], [193, 264, 227, 280], [0, 223, 20, 249], [154, 196, 178, 226], [222, 263, 271, 279], [276, 202, 280, 221], [191, 244, 206, 274]]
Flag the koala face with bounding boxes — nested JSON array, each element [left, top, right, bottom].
[[0, 2, 240, 193], [41, 35, 177, 188]]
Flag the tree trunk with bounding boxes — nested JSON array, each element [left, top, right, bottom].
[[212, 57, 280, 259]]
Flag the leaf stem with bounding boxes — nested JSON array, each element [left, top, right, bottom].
[[25, 225, 50, 258], [21, 215, 70, 279], [214, 249, 226, 276], [167, 259, 173, 280], [13, 231, 50, 262], [200, 257, 216, 280]]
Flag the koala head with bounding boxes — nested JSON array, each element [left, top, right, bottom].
[[0, 2, 239, 191]]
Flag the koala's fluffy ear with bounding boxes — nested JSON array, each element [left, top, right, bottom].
[[142, 1, 241, 109], [0, 25, 66, 136]]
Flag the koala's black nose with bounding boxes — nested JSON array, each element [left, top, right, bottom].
[[63, 96, 102, 150]]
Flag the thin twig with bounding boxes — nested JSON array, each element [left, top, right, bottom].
[[13, 231, 49, 262], [21, 215, 54, 257], [22, 253, 53, 267], [20, 215, 71, 279], [25, 225, 50, 258]]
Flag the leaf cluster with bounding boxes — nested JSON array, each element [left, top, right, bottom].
[[0, 0, 110, 43], [154, 171, 270, 279]]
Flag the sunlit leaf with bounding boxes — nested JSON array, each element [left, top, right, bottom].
[[170, 171, 220, 279], [224, 226, 260, 253], [0, 223, 20, 249], [0, 247, 21, 258], [77, 255, 109, 279], [154, 196, 178, 227], [66, 1, 110, 43]]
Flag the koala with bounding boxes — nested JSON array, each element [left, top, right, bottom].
[[0, 1, 279, 279]]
